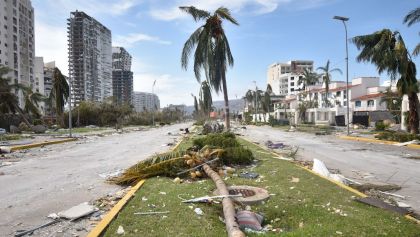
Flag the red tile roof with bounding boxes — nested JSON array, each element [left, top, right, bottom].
[[351, 93, 384, 101]]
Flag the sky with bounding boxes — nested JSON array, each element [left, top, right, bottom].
[[32, 0, 420, 107]]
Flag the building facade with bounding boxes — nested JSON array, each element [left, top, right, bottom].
[[267, 60, 315, 96], [68, 11, 112, 106], [112, 47, 133, 105], [132, 92, 160, 112], [0, 0, 35, 105], [272, 77, 391, 126]]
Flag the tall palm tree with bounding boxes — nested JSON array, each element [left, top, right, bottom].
[[180, 6, 239, 129], [21, 85, 45, 118], [50, 67, 69, 127], [262, 84, 272, 113], [298, 68, 319, 90], [0, 66, 32, 126], [352, 29, 419, 134], [193, 95, 199, 118], [403, 7, 420, 56], [317, 60, 342, 107], [199, 80, 213, 116]]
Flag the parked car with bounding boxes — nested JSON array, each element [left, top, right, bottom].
[[0, 128, 6, 135]]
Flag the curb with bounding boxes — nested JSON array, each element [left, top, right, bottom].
[[8, 138, 78, 151], [240, 136, 420, 225], [86, 136, 185, 237], [339, 135, 420, 149]]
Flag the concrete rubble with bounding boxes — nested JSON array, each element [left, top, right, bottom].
[[58, 202, 97, 220]]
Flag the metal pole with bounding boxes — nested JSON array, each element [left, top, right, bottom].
[[253, 81, 257, 122], [69, 76, 72, 137], [152, 80, 156, 126], [344, 20, 350, 136]]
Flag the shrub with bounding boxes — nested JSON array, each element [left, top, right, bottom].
[[375, 121, 388, 131], [192, 132, 254, 165], [375, 131, 420, 142]]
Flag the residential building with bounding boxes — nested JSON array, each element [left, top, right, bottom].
[[132, 92, 160, 112], [267, 60, 315, 96], [34, 57, 44, 94], [0, 0, 35, 106], [43, 61, 55, 98], [112, 47, 133, 105], [68, 11, 112, 107], [273, 77, 392, 126]]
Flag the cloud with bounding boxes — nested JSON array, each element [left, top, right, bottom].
[[35, 22, 69, 75], [149, 0, 334, 21], [114, 33, 172, 48]]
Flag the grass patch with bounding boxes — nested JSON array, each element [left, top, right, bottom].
[[103, 138, 420, 237], [0, 134, 23, 141], [48, 127, 108, 135]]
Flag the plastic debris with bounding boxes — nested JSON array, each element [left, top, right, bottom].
[[194, 208, 204, 216], [117, 225, 125, 235], [312, 159, 346, 184], [58, 202, 96, 220]]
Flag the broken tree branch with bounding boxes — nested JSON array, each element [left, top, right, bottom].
[[202, 164, 245, 237]]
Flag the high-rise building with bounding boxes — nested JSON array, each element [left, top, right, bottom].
[[34, 57, 44, 94], [112, 47, 133, 105], [68, 11, 112, 107], [267, 60, 315, 96], [0, 0, 35, 106], [132, 92, 160, 112]]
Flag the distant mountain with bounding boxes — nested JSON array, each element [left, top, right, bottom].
[[184, 99, 245, 115]]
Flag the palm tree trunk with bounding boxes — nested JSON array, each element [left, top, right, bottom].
[[221, 71, 230, 130], [202, 164, 245, 237], [408, 92, 419, 134], [14, 103, 31, 127]]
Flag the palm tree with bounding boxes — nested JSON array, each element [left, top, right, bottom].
[[317, 60, 342, 108], [298, 68, 319, 90], [180, 6, 239, 130], [403, 7, 420, 56], [380, 87, 402, 123], [0, 66, 32, 126], [193, 95, 199, 118], [199, 80, 213, 116], [21, 85, 45, 118], [262, 84, 272, 113], [50, 67, 69, 127], [352, 29, 419, 134]]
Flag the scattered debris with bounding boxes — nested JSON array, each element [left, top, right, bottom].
[[236, 210, 264, 231], [265, 141, 285, 149], [134, 211, 170, 215], [213, 185, 270, 205], [47, 213, 60, 220], [15, 219, 60, 237], [116, 225, 125, 235], [182, 194, 242, 203], [393, 140, 420, 147], [312, 159, 346, 184], [355, 197, 410, 215], [58, 202, 97, 220], [173, 177, 183, 184], [0, 146, 11, 154], [396, 202, 411, 208], [176, 158, 219, 176], [194, 208, 204, 216], [159, 192, 167, 195], [239, 172, 259, 179], [350, 183, 401, 192], [99, 169, 123, 179], [290, 177, 300, 183], [378, 191, 406, 199]]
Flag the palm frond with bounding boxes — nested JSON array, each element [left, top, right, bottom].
[[215, 7, 239, 25], [181, 27, 203, 70], [413, 43, 420, 56], [403, 7, 420, 26], [179, 6, 210, 22]]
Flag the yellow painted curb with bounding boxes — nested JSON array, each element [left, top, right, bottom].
[[10, 138, 78, 151], [86, 136, 187, 237], [86, 180, 146, 237], [240, 136, 420, 224], [339, 136, 398, 145]]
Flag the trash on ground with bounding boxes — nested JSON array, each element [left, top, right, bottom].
[[117, 225, 125, 235], [194, 208, 204, 216], [396, 202, 411, 208], [173, 177, 183, 183], [99, 169, 123, 179], [213, 185, 270, 205], [133, 211, 170, 215], [239, 172, 259, 179], [182, 194, 242, 203], [350, 183, 401, 192], [15, 219, 60, 237], [393, 140, 420, 147], [58, 202, 97, 220], [290, 177, 300, 183], [312, 159, 346, 184], [355, 197, 410, 215], [236, 210, 264, 231], [378, 191, 406, 199], [47, 213, 60, 220], [265, 140, 285, 149]]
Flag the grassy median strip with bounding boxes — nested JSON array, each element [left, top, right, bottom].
[[103, 137, 420, 236]]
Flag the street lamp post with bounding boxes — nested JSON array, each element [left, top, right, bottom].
[[68, 76, 72, 138], [333, 15, 350, 135], [253, 81, 257, 122]]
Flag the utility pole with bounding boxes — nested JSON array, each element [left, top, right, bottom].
[[152, 80, 156, 126], [253, 81, 257, 122]]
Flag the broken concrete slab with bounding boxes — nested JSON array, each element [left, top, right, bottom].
[[355, 197, 410, 215], [239, 172, 259, 179], [58, 202, 96, 220]]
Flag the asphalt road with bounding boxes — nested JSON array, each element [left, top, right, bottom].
[[242, 125, 420, 213], [0, 123, 191, 236]]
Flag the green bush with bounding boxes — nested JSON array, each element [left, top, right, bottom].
[[375, 131, 420, 142], [221, 147, 254, 165], [375, 121, 389, 131], [192, 132, 254, 165]]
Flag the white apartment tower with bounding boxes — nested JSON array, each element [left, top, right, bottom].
[[267, 60, 314, 96], [133, 92, 160, 112], [0, 0, 35, 105], [112, 47, 133, 105], [68, 11, 112, 106]]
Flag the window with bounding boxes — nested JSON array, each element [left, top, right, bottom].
[[291, 82, 294, 86], [355, 101, 361, 107], [290, 76, 294, 80], [336, 91, 341, 97], [367, 100, 374, 107]]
